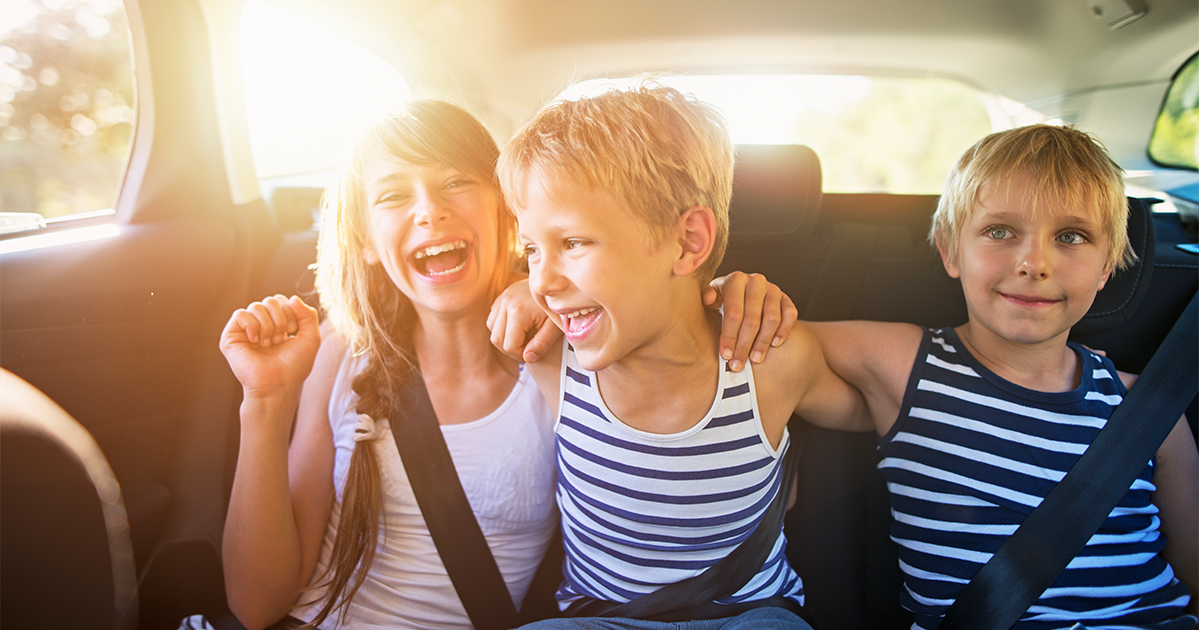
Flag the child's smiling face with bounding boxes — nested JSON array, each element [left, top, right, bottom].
[[942, 175, 1112, 349], [516, 171, 681, 372], [361, 157, 502, 319]]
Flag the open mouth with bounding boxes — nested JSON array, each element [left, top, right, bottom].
[[564, 306, 602, 337], [412, 240, 469, 277]]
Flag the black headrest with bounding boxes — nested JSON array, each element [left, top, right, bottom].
[[270, 186, 324, 233], [728, 144, 822, 245], [1073, 197, 1157, 334]]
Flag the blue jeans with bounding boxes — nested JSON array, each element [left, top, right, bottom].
[[515, 607, 814, 630]]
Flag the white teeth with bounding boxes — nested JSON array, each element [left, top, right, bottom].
[[426, 260, 468, 276], [565, 307, 599, 319], [413, 240, 467, 259]]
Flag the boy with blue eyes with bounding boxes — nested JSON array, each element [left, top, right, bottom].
[[807, 124, 1198, 629]]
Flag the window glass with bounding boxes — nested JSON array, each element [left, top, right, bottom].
[[0, 0, 134, 221], [1148, 53, 1198, 170], [557, 75, 999, 194], [241, 0, 411, 192]]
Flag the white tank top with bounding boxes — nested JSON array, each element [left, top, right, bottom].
[[291, 353, 558, 629]]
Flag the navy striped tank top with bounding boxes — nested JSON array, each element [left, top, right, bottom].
[[879, 328, 1194, 630], [553, 343, 804, 609]]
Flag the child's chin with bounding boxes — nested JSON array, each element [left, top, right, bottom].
[[573, 348, 614, 372]]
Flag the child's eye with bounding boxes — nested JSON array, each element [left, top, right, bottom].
[[376, 192, 410, 205], [445, 178, 472, 190], [985, 226, 1011, 239], [565, 239, 586, 250], [522, 244, 540, 259], [1057, 232, 1088, 245]]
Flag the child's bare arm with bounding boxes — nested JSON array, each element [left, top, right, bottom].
[[806, 321, 922, 436], [1150, 415, 1198, 615], [787, 323, 874, 432], [219, 297, 336, 629]]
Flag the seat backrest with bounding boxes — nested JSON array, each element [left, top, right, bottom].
[[1, 368, 139, 630], [260, 186, 322, 310]]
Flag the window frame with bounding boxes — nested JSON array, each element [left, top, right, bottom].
[[0, 0, 143, 240]]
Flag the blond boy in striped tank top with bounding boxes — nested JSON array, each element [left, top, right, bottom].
[[490, 82, 873, 629]]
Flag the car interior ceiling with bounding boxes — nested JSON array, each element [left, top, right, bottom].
[[0, 0, 1195, 628]]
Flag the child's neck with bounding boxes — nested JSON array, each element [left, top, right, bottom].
[[596, 301, 722, 434], [413, 303, 520, 424], [954, 323, 1082, 393]]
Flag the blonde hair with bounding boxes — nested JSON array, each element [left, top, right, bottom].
[[308, 100, 519, 627], [497, 81, 734, 284], [930, 124, 1135, 273]]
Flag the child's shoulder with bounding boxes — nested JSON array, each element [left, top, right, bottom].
[[753, 320, 825, 377], [1067, 343, 1135, 392], [1058, 339, 1133, 393]]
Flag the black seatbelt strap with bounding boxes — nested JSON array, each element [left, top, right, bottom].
[[566, 426, 805, 622], [804, 223, 880, 321], [940, 291, 1199, 630], [389, 371, 520, 630]]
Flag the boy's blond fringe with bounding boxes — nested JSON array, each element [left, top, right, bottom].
[[930, 124, 1136, 273], [497, 79, 734, 284]]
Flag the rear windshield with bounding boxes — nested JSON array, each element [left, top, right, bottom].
[[556, 75, 1021, 194]]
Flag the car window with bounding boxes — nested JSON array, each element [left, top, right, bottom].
[[1148, 53, 1198, 171], [0, 0, 134, 228], [241, 0, 411, 197], [557, 75, 1025, 194]]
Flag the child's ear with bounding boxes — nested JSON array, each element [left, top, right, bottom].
[[673, 206, 716, 277], [363, 241, 380, 265], [936, 236, 961, 279], [1097, 265, 1112, 291]]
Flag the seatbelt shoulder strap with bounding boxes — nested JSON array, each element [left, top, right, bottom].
[[389, 371, 519, 630]]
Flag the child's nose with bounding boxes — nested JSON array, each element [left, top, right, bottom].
[[1017, 241, 1052, 279], [412, 193, 451, 228], [529, 255, 567, 296]]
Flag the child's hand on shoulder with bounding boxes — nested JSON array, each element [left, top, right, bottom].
[[703, 271, 798, 372], [488, 279, 560, 363], [219, 295, 321, 400]]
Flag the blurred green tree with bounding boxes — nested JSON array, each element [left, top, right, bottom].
[[1148, 54, 1198, 170], [1, 0, 134, 219], [796, 78, 992, 194]]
